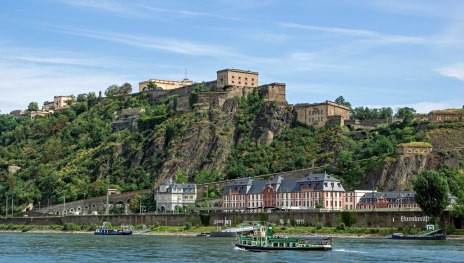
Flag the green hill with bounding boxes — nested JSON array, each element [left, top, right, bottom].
[[0, 91, 463, 213]]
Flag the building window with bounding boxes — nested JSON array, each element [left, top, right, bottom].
[[232, 81, 234, 84], [232, 76, 234, 78]]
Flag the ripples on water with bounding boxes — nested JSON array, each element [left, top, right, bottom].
[[0, 233, 462, 263]]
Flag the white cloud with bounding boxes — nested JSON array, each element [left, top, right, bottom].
[[57, 0, 141, 17], [278, 22, 425, 45], [438, 63, 464, 81], [0, 62, 132, 113], [53, 28, 235, 57]]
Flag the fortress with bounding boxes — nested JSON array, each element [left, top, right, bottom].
[[140, 68, 286, 112]]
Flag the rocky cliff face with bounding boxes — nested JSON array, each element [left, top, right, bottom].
[[364, 127, 464, 191], [122, 99, 295, 185], [251, 102, 295, 146], [375, 155, 429, 191]]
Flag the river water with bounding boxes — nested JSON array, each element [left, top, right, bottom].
[[0, 233, 462, 262]]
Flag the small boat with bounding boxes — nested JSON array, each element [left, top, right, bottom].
[[94, 222, 133, 235], [196, 232, 211, 237], [391, 233, 446, 240], [234, 223, 332, 252]]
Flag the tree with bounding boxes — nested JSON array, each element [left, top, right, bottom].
[[144, 82, 159, 91], [28, 102, 39, 112], [105, 84, 120, 97], [413, 170, 449, 225], [335, 96, 351, 108], [175, 169, 188, 184], [76, 93, 87, 102], [120, 82, 132, 95], [395, 107, 416, 120], [379, 107, 393, 119]]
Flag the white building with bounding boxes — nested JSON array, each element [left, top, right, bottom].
[[155, 178, 197, 212]]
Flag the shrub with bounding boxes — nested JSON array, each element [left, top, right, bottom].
[[336, 223, 346, 231], [444, 224, 455, 235], [63, 223, 81, 231], [200, 214, 211, 226], [340, 211, 357, 227], [184, 222, 192, 230], [315, 221, 323, 230]]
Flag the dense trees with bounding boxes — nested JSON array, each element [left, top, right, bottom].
[[105, 83, 133, 97], [0, 85, 461, 216], [413, 170, 449, 224], [335, 96, 351, 108], [350, 106, 393, 120]]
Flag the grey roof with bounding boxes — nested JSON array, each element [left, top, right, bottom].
[[158, 178, 197, 194], [223, 173, 346, 195], [295, 173, 345, 192], [222, 178, 254, 195]]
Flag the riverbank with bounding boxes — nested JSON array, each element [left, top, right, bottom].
[[0, 224, 463, 239]]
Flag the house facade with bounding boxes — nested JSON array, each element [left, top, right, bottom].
[[216, 68, 259, 89], [155, 178, 197, 212], [429, 109, 464, 122], [54, 95, 74, 110], [396, 142, 433, 156], [357, 191, 457, 210], [221, 173, 346, 211], [139, 78, 193, 92], [294, 101, 351, 128]]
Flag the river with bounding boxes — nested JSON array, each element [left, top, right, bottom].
[[0, 233, 462, 262]]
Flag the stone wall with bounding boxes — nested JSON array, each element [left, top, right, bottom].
[[258, 83, 286, 102], [5, 211, 461, 229]]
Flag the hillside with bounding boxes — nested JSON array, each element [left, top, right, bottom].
[[1, 90, 463, 212]]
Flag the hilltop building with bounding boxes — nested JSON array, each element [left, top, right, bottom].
[[42, 101, 54, 111], [54, 95, 74, 110], [139, 78, 193, 92], [216, 68, 259, 89], [428, 109, 464, 122], [396, 142, 433, 156], [294, 101, 350, 128], [221, 173, 346, 211], [9, 109, 27, 116], [154, 178, 197, 213]]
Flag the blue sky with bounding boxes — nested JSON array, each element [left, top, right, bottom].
[[1, 0, 463, 113]]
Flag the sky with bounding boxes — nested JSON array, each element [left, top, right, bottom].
[[1, 0, 463, 114]]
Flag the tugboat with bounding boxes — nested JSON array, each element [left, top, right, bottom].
[[94, 222, 133, 235], [234, 223, 332, 252]]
